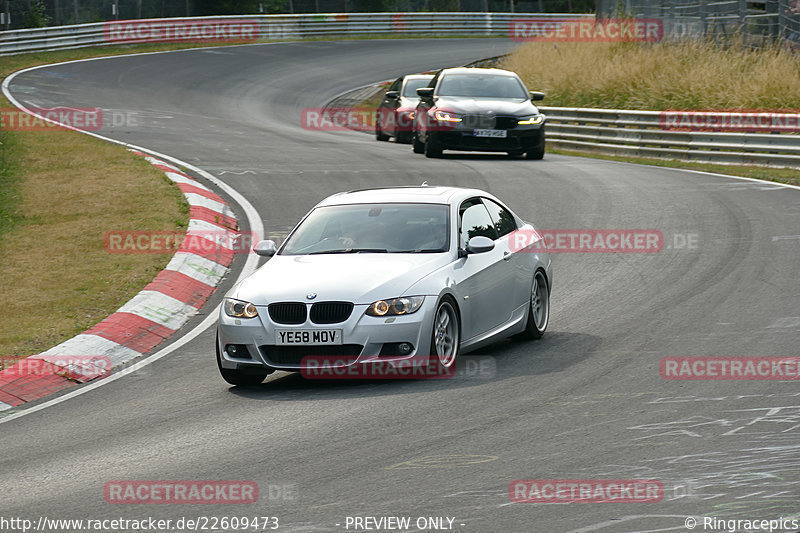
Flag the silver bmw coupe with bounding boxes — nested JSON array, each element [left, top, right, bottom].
[[216, 185, 552, 385]]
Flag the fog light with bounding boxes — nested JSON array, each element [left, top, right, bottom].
[[379, 342, 415, 356], [226, 344, 250, 359]]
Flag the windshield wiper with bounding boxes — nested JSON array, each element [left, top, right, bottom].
[[309, 248, 388, 254]]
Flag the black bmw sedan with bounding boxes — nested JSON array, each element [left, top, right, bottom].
[[412, 67, 546, 159]]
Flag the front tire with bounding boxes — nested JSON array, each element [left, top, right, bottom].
[[424, 134, 443, 158], [395, 132, 413, 144], [375, 116, 390, 142], [412, 133, 425, 154], [216, 333, 269, 386], [526, 146, 545, 160], [519, 270, 550, 339], [429, 297, 460, 368], [526, 128, 545, 160]]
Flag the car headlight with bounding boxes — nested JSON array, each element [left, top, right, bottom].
[[224, 298, 259, 318], [517, 114, 545, 125], [433, 110, 463, 123], [366, 296, 425, 317]]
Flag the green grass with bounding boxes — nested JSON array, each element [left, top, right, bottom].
[[0, 131, 21, 237]]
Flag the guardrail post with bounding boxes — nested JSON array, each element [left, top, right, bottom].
[[765, 0, 776, 38], [667, 0, 676, 41], [1, 0, 9, 31], [699, 0, 707, 38], [778, 0, 787, 41], [739, 0, 747, 45]]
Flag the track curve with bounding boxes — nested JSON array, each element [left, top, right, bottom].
[[2, 39, 799, 532]]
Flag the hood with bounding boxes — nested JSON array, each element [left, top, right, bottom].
[[434, 97, 538, 116], [234, 253, 452, 305]]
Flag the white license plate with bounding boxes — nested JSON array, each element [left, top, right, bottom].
[[474, 129, 507, 138], [275, 329, 343, 345]]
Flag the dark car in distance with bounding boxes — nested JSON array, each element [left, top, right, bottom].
[[412, 67, 546, 159], [375, 74, 434, 144]]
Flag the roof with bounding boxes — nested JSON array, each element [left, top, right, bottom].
[[438, 67, 519, 77], [316, 186, 491, 207]]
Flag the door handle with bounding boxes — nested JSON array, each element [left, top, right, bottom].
[[503, 251, 512, 261]]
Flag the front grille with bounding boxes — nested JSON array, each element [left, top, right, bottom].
[[461, 115, 519, 130], [260, 344, 363, 366], [495, 116, 518, 130], [268, 302, 307, 324], [462, 115, 495, 129], [310, 302, 354, 324]]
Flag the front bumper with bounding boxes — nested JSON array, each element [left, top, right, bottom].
[[217, 296, 437, 372], [432, 123, 544, 152]]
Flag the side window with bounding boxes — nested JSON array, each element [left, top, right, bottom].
[[482, 198, 517, 238], [389, 78, 402, 92], [459, 198, 498, 247]]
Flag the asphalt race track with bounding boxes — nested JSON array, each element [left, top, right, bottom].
[[1, 39, 799, 532]]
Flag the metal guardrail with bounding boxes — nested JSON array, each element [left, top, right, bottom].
[[540, 106, 800, 168], [0, 12, 588, 55]]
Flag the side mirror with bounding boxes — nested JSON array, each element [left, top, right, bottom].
[[416, 87, 434, 99], [530, 91, 545, 101], [385, 90, 399, 99], [254, 239, 277, 257], [465, 235, 495, 254]]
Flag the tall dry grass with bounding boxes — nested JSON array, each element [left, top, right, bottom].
[[502, 40, 800, 110]]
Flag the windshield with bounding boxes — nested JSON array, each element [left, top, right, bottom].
[[402, 77, 433, 97], [437, 73, 528, 99], [280, 203, 450, 255]]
